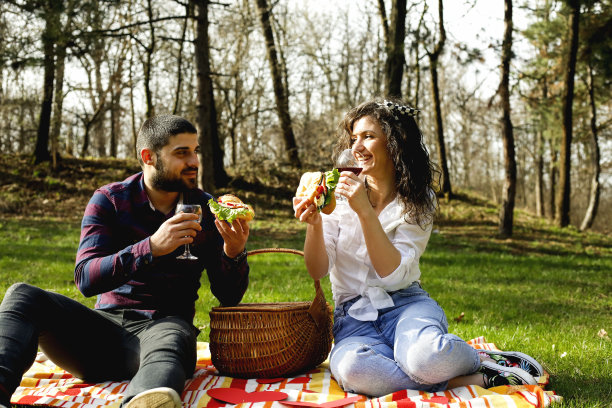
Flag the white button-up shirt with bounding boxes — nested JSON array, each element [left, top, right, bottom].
[[322, 197, 432, 321]]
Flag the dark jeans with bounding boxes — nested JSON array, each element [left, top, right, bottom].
[[0, 283, 198, 407]]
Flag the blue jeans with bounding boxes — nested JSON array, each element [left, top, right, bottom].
[[0, 283, 198, 407], [330, 283, 480, 396]]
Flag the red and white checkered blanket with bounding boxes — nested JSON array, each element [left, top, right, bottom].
[[11, 337, 561, 408]]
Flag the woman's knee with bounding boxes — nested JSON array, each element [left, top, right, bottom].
[[396, 332, 470, 385], [331, 344, 375, 394], [330, 339, 398, 396]]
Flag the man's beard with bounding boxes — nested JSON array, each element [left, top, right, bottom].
[[151, 159, 198, 192]]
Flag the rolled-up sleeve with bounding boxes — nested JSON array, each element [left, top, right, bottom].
[[375, 221, 432, 287]]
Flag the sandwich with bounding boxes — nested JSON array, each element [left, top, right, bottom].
[[208, 194, 255, 222], [295, 169, 340, 214]]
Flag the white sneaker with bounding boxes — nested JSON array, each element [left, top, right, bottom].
[[478, 360, 537, 388], [124, 387, 182, 408], [478, 350, 544, 378]]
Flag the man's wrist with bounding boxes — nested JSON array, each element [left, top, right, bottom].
[[223, 248, 247, 264]]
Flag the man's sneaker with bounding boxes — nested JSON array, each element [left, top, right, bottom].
[[478, 360, 537, 388], [124, 387, 182, 408], [478, 350, 544, 378]]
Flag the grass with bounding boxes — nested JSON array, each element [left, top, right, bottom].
[[0, 157, 610, 407]]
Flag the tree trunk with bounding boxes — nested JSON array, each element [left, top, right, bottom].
[[534, 129, 545, 217], [34, 4, 60, 164], [579, 62, 600, 231], [110, 65, 125, 158], [411, 5, 427, 107], [535, 78, 548, 218], [194, 0, 229, 191], [173, 2, 191, 115], [255, 0, 301, 167], [549, 139, 558, 220], [556, 0, 580, 227], [427, 0, 451, 198], [93, 36, 106, 157], [144, 0, 155, 119], [50, 41, 66, 168], [129, 53, 138, 158], [377, 0, 389, 46], [109, 43, 128, 158], [498, 0, 516, 238], [384, 0, 407, 97], [429, 62, 451, 197], [80, 103, 105, 157]]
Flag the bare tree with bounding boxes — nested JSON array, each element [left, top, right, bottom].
[[533, 75, 550, 218], [33, 0, 64, 164], [579, 61, 601, 231], [173, 1, 192, 115], [143, 0, 155, 118], [378, 0, 407, 97], [556, 0, 580, 227], [193, 0, 229, 191], [498, 0, 516, 237], [405, 3, 427, 107], [425, 0, 452, 198], [49, 1, 76, 167], [254, 0, 301, 167]]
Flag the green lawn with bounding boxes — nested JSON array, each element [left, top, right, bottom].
[[0, 198, 610, 407]]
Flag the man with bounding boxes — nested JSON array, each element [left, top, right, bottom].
[[0, 115, 250, 408]]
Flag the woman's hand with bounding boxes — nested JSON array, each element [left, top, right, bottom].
[[293, 197, 322, 225], [293, 197, 328, 280], [336, 172, 371, 215]]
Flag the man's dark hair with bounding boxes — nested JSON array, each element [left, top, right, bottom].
[[136, 114, 197, 166]]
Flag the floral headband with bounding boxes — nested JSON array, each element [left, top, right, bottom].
[[377, 100, 420, 120]]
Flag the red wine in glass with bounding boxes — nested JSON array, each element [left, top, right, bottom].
[[335, 149, 363, 176], [337, 167, 363, 175]]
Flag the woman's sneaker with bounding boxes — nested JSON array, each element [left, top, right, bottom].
[[478, 360, 537, 388], [478, 350, 544, 378]]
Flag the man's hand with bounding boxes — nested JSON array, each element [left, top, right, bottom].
[[215, 218, 249, 259], [150, 212, 202, 257]]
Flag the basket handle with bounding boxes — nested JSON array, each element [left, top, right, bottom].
[[247, 248, 330, 329], [247, 248, 305, 257]]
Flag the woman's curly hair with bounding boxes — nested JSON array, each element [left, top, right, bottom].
[[334, 97, 440, 227]]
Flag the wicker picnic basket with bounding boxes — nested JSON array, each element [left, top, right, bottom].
[[209, 248, 333, 378]]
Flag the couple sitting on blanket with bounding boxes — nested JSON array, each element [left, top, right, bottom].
[[0, 100, 544, 408]]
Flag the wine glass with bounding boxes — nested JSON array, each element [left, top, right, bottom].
[[176, 204, 202, 260], [334, 149, 363, 201], [335, 149, 363, 175]]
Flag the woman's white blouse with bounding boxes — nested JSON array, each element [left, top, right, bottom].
[[322, 197, 432, 321]]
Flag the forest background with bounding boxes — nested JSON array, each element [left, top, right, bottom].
[[0, 0, 610, 234]]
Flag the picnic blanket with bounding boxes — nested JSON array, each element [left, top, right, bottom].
[[11, 337, 562, 408]]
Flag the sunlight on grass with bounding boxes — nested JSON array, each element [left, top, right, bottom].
[[1, 195, 610, 406]]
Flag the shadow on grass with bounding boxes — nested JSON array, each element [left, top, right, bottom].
[[550, 375, 612, 407]]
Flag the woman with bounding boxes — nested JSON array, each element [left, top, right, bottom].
[[293, 98, 543, 396]]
